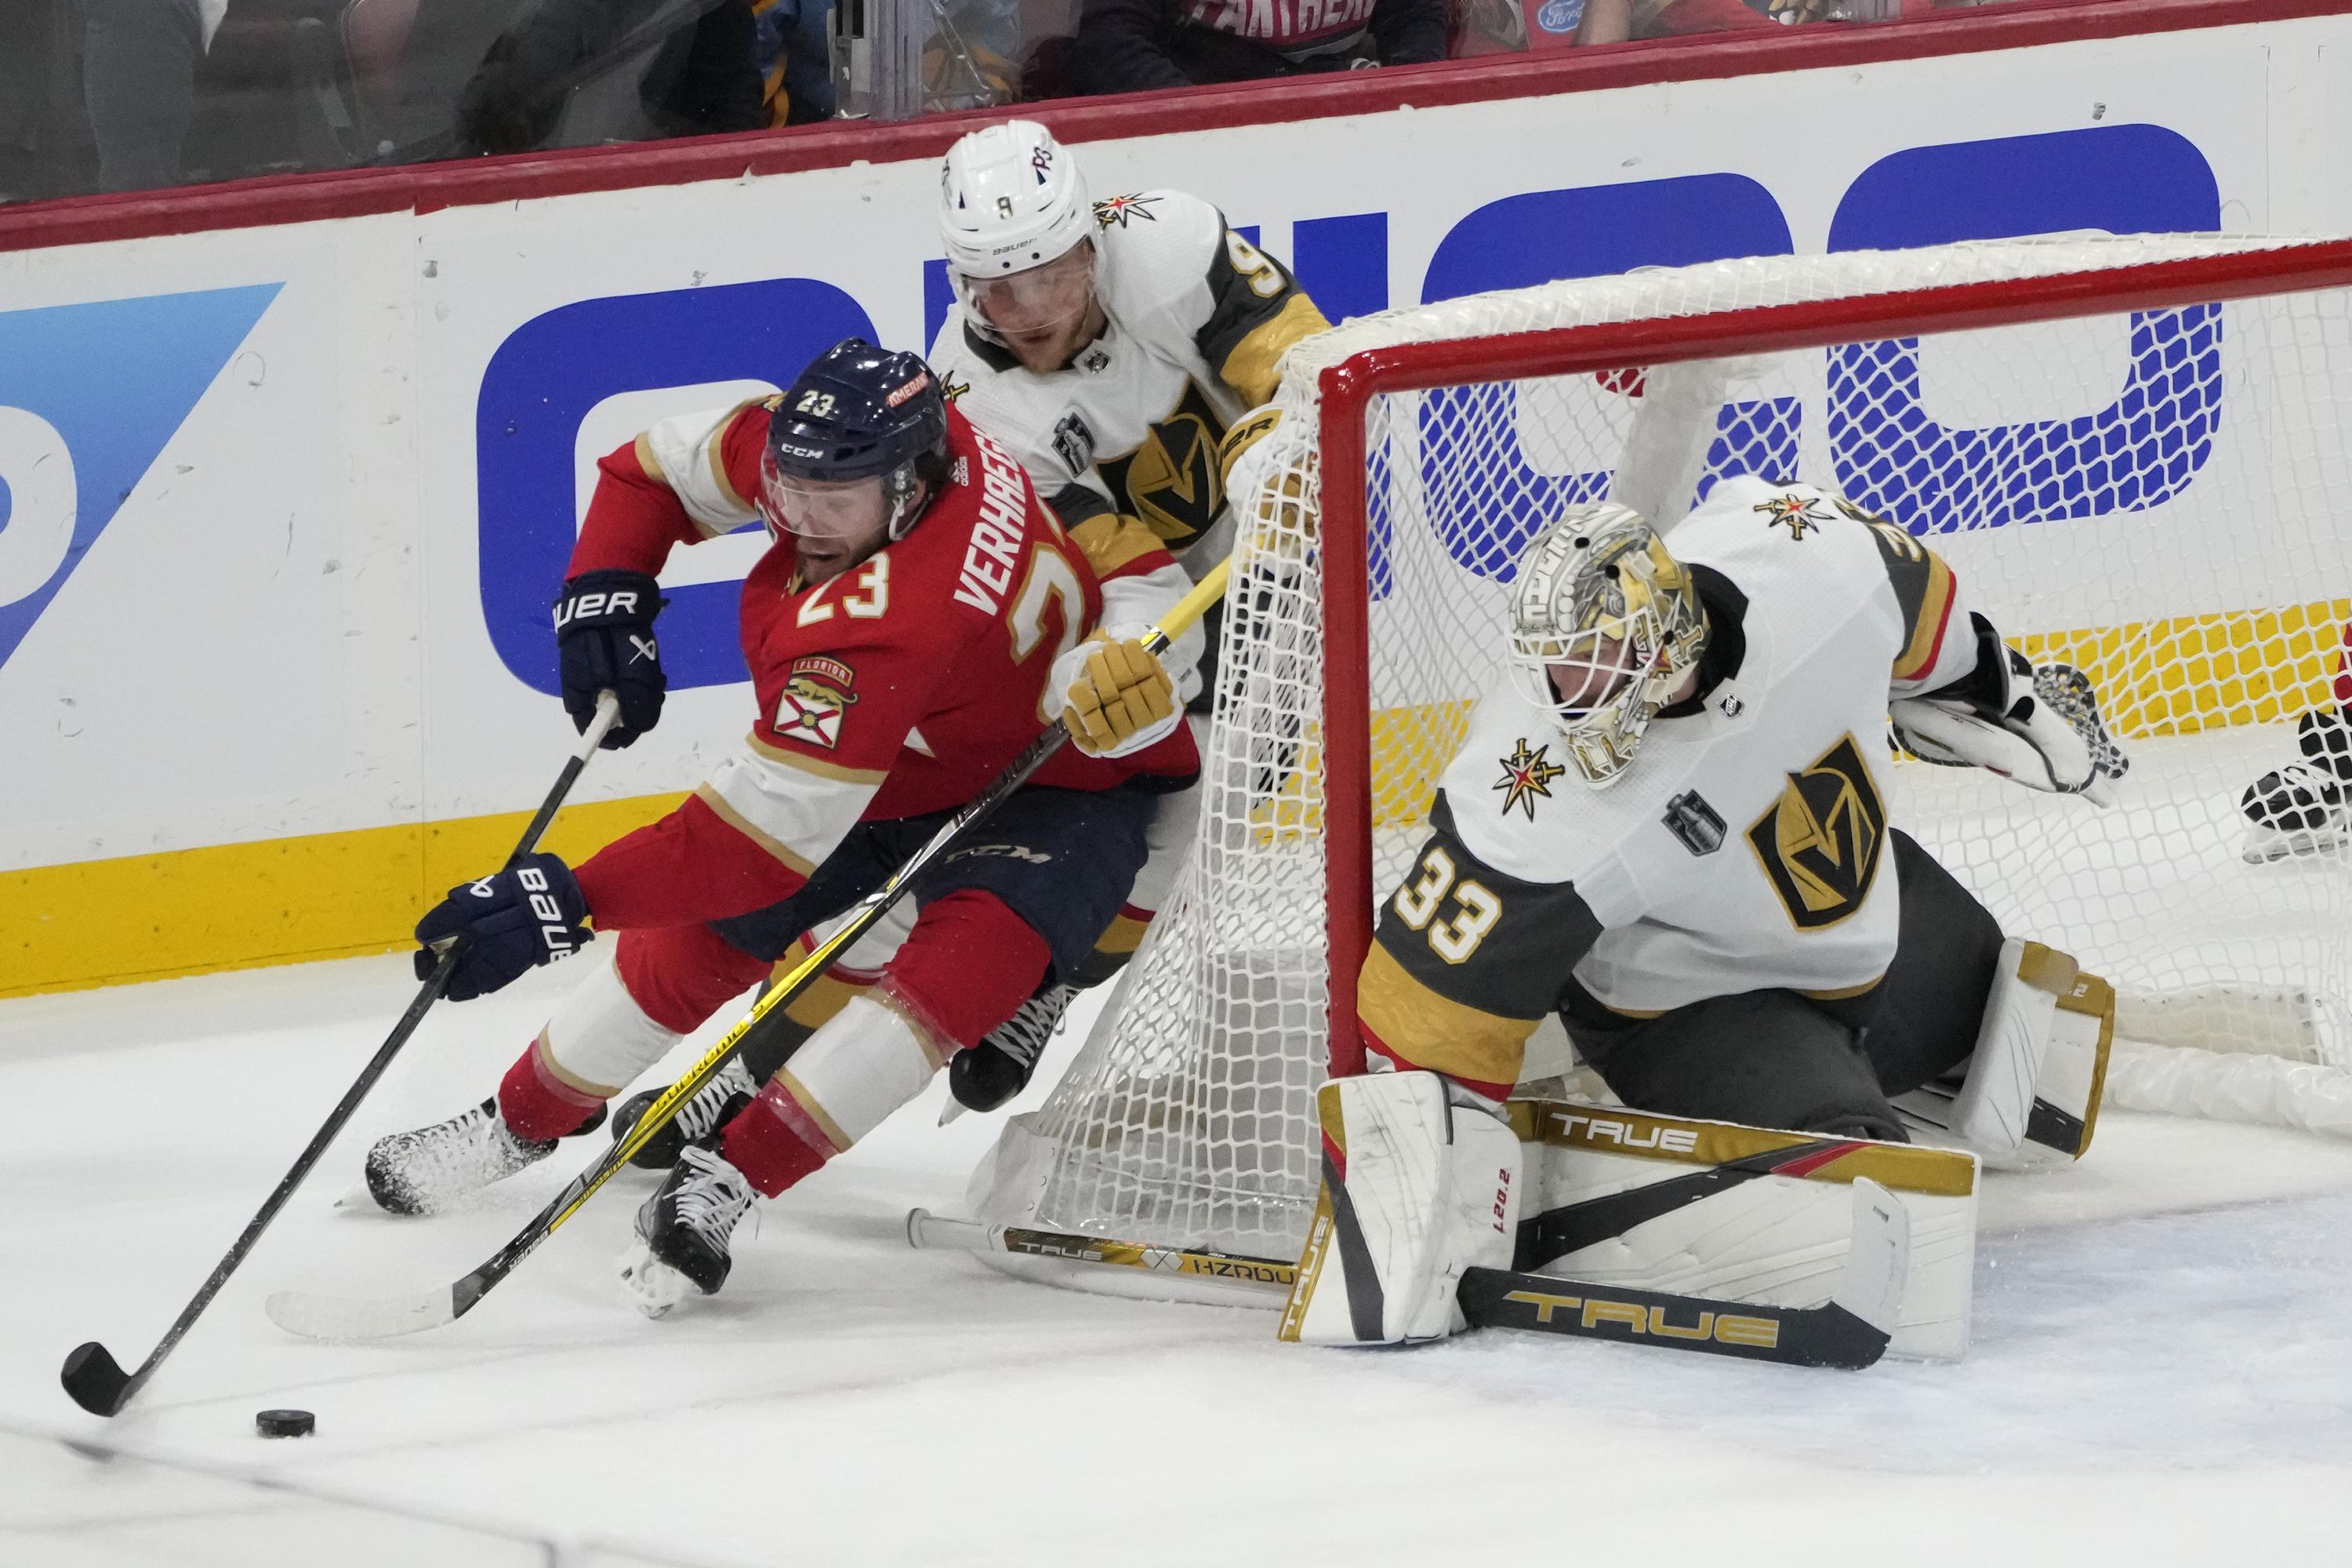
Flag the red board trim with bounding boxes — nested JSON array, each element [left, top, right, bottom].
[[3, 0, 2345, 255], [1315, 238, 2352, 1075]]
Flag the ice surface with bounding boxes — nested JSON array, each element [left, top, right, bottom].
[[2, 953, 2347, 1566]]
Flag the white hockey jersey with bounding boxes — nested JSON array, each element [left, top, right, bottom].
[[1357, 477, 1986, 1095], [929, 188, 1329, 557]]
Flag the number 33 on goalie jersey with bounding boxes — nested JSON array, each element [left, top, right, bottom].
[[1358, 477, 1984, 1099], [563, 398, 1199, 934]]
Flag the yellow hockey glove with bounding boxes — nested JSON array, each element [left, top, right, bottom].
[[1057, 631, 1178, 758]]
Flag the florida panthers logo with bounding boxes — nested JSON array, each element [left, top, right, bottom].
[[1747, 735, 1887, 928], [775, 657, 858, 750]]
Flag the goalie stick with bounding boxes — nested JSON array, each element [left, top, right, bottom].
[[263, 566, 1232, 1345], [907, 1177, 1908, 1370], [60, 693, 623, 1416]]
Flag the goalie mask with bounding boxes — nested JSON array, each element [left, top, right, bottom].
[[1507, 502, 1708, 788]]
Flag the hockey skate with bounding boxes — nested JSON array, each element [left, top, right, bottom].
[[618, 1139, 758, 1318], [943, 981, 1077, 1123], [2240, 760, 2350, 863], [608, 1055, 760, 1171], [365, 1097, 603, 1217]]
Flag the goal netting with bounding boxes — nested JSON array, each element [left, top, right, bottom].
[[967, 234, 2352, 1276]]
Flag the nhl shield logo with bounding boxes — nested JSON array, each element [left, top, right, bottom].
[[1662, 791, 1726, 855]]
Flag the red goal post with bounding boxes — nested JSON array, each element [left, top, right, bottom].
[[968, 233, 2352, 1280], [1316, 236, 2352, 1078]]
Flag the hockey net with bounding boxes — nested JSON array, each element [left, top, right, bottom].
[[968, 234, 2352, 1276]]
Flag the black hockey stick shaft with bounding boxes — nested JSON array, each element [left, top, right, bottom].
[[274, 566, 1232, 1340], [1454, 1266, 1890, 1370], [60, 692, 623, 1416]]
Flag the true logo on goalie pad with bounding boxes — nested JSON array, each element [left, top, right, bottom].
[[1500, 1288, 1781, 1348], [1748, 734, 1886, 930]]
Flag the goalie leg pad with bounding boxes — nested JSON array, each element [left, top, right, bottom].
[[1893, 939, 2114, 1168], [1515, 1100, 1978, 1360], [1279, 1072, 1521, 1346]]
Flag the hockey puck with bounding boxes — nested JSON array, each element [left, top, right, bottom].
[[256, 1409, 315, 1439]]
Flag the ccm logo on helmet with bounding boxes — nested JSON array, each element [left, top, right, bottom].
[[1544, 1110, 1699, 1154], [553, 589, 641, 629]]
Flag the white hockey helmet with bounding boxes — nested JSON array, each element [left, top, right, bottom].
[[938, 119, 1093, 281], [1507, 501, 1708, 789]]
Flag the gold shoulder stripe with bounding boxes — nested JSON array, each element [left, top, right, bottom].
[[746, 730, 889, 785], [1508, 1098, 1977, 1197], [632, 431, 669, 485], [1218, 293, 1331, 408], [707, 398, 764, 514], [1891, 552, 1957, 681], [1358, 941, 1540, 1091], [1067, 512, 1165, 578], [692, 782, 818, 877]]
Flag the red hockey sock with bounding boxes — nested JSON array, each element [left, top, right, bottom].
[[497, 1037, 609, 1142], [721, 1080, 837, 1197]]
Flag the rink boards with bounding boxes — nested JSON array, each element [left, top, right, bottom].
[[4, 0, 2352, 994]]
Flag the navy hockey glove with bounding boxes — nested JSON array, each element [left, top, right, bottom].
[[415, 854, 592, 1001], [555, 570, 666, 749]]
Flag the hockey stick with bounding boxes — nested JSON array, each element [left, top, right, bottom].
[[265, 566, 1232, 1344], [906, 1177, 1908, 1370], [60, 693, 624, 1416]]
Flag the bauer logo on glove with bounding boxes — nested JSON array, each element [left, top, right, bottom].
[[1055, 627, 1182, 758], [415, 853, 593, 1001]]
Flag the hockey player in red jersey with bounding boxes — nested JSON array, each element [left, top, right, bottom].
[[365, 339, 1201, 1316]]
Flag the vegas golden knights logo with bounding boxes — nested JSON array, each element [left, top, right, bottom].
[[1746, 734, 1886, 929], [1098, 381, 1228, 545]]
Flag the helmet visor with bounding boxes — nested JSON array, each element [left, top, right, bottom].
[[759, 451, 889, 543], [961, 244, 1094, 336]]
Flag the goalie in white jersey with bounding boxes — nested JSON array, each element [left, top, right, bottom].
[[1283, 477, 2129, 1347]]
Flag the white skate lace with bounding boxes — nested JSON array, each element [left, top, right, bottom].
[[675, 1058, 758, 1142], [985, 983, 1078, 1069], [672, 1147, 755, 1244]]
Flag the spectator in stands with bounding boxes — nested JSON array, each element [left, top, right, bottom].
[[1071, 0, 1445, 94], [458, 0, 824, 157], [78, 0, 227, 191]]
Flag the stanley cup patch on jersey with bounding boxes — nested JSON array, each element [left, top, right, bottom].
[[1746, 734, 1887, 929], [1096, 380, 1229, 545], [775, 656, 858, 750], [1661, 790, 1726, 855], [1494, 739, 1568, 821]]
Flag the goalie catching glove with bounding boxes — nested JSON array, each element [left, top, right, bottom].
[[1055, 627, 1183, 758], [1890, 619, 2125, 806]]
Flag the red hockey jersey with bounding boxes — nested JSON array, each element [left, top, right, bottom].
[[567, 398, 1200, 931]]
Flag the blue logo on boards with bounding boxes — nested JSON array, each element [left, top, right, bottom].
[[480, 121, 2228, 680], [477, 278, 875, 695], [0, 284, 281, 671], [1536, 0, 1584, 32]]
